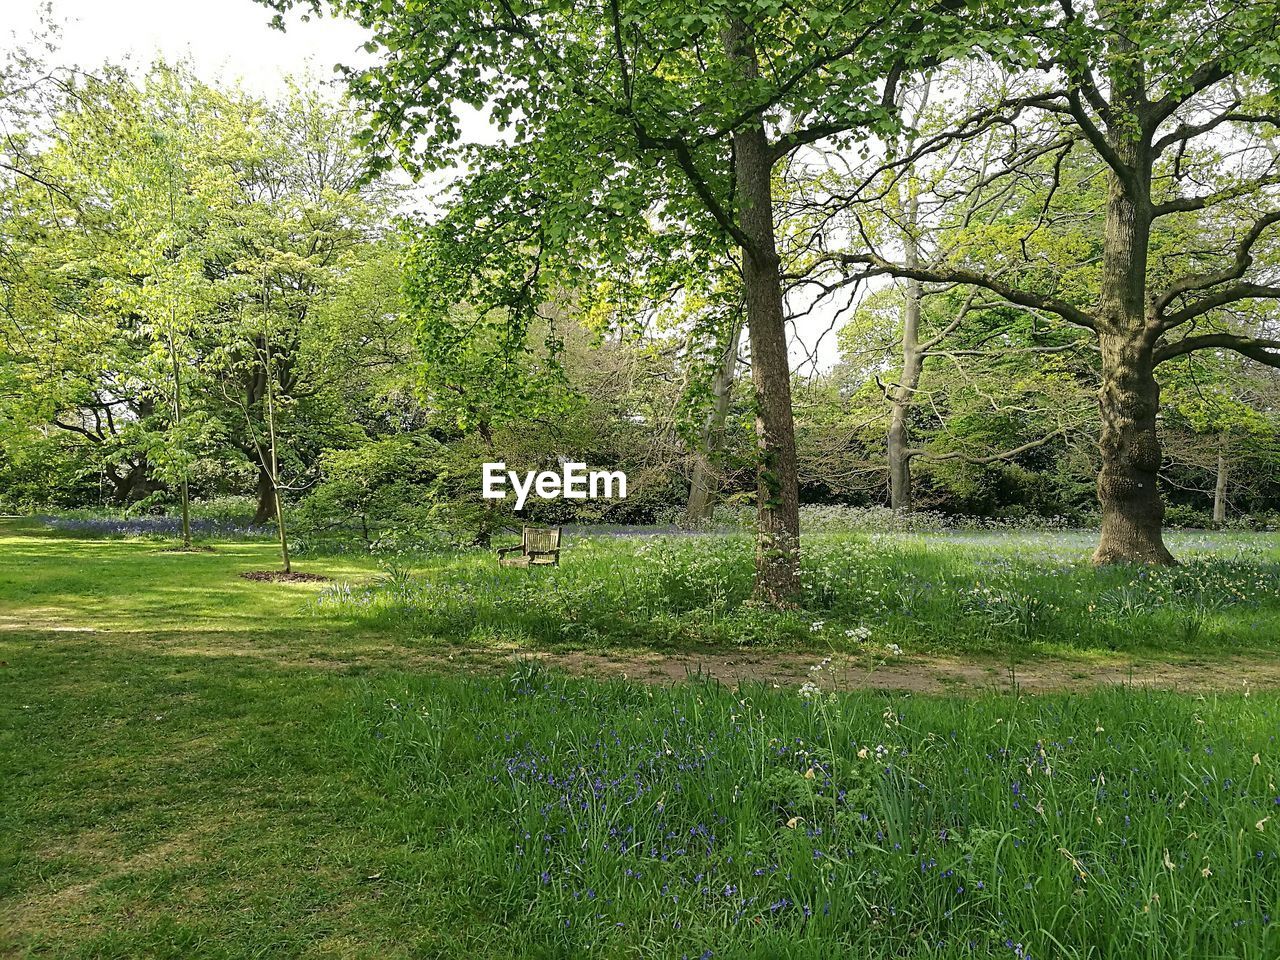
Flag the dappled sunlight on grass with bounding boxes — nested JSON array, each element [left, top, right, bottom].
[[0, 521, 380, 636], [2, 521, 1280, 957]]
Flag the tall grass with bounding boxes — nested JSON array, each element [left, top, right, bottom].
[[313, 529, 1280, 653], [342, 670, 1280, 958]]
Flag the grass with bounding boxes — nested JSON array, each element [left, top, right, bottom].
[[317, 527, 1280, 655], [3, 518, 1280, 957], [0, 518, 377, 636], [11, 516, 1279, 656]]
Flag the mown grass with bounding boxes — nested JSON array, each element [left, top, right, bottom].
[[0, 518, 376, 636], [317, 528, 1280, 655]]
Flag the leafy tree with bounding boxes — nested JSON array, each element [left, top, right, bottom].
[[1, 63, 405, 553], [1, 65, 233, 512], [843, 0, 1280, 563], [204, 81, 396, 530], [257, 0, 1019, 602]]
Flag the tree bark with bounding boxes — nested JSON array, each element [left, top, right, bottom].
[[1091, 88, 1174, 565], [1093, 331, 1173, 564], [725, 20, 801, 604], [1213, 431, 1229, 526], [251, 466, 275, 526], [887, 383, 916, 511], [686, 313, 742, 523], [887, 328, 922, 511], [106, 457, 157, 504]]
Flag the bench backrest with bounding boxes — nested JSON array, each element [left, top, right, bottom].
[[524, 526, 561, 554]]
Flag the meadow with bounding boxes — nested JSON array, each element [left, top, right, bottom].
[[3, 518, 1280, 957], [314, 525, 1280, 655], [22, 509, 1280, 655]]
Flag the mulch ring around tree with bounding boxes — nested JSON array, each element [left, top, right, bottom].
[[239, 571, 332, 583], [157, 545, 217, 554]]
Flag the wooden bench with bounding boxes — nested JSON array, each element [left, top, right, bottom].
[[497, 526, 562, 567]]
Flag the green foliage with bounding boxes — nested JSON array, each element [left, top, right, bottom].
[[0, 63, 408, 525], [295, 435, 442, 547]]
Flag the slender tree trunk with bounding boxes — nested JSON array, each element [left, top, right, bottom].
[[271, 481, 290, 573], [725, 20, 801, 604], [887, 327, 922, 511], [264, 352, 291, 575], [887, 375, 917, 511], [1091, 93, 1174, 565], [475, 420, 496, 547], [686, 313, 742, 522], [1213, 431, 1229, 526], [168, 330, 191, 548], [888, 199, 924, 512], [165, 172, 191, 549]]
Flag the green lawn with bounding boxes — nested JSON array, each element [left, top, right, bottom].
[[4, 520, 1280, 957]]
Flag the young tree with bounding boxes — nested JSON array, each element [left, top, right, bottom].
[[207, 82, 394, 527]]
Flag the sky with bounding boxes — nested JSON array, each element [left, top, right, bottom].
[[6, 0, 372, 95], [5, 0, 849, 370]]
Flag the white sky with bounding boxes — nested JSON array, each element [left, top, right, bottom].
[[6, 0, 371, 95], [5, 0, 847, 370]]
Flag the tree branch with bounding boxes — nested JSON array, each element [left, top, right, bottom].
[[1154, 333, 1280, 367], [910, 428, 1069, 464], [1155, 211, 1280, 325], [838, 253, 1098, 331]]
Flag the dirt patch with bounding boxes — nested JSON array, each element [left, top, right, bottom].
[[156, 545, 217, 554], [238, 571, 331, 583], [18, 622, 1280, 696], [0, 826, 208, 944], [517, 649, 1280, 695]]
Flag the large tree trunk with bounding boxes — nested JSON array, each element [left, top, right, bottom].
[[1091, 95, 1174, 566], [686, 313, 742, 522], [725, 20, 801, 604], [1093, 331, 1173, 564], [106, 457, 157, 504], [251, 466, 275, 526], [1213, 432, 1229, 525]]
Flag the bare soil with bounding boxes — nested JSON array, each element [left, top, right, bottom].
[[511, 648, 1280, 695], [238, 571, 332, 583]]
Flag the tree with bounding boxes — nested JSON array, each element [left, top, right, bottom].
[[205, 81, 395, 528], [1, 65, 233, 514], [1161, 346, 1280, 524], [2, 63, 403, 542], [842, 0, 1280, 563], [258, 0, 1015, 603]]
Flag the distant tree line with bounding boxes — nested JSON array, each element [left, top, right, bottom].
[[4, 2, 1280, 594]]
